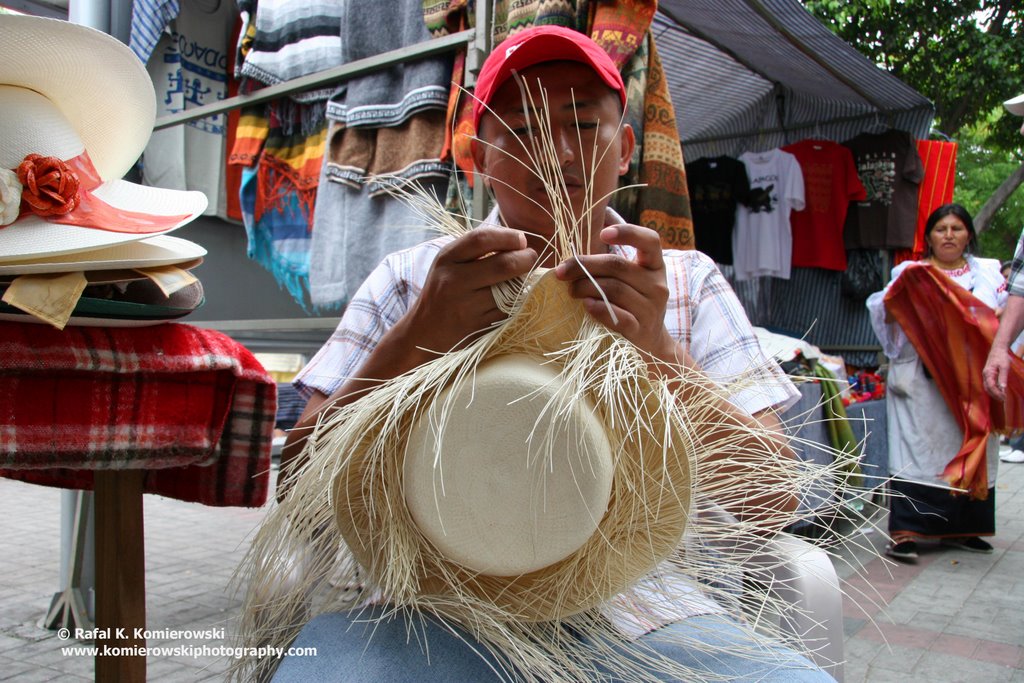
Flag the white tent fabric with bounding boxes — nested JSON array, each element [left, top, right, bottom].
[[654, 0, 935, 159]]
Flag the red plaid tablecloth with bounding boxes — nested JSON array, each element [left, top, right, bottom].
[[0, 322, 276, 507]]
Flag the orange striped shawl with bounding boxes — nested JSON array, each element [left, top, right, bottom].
[[884, 264, 1024, 499]]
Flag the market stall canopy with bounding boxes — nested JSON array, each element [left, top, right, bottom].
[[654, 0, 935, 159]]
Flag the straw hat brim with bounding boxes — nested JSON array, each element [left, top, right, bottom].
[[333, 272, 692, 623], [0, 234, 207, 272], [0, 15, 155, 181], [0, 183, 208, 263]]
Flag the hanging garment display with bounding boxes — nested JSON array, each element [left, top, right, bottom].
[[781, 138, 866, 271], [129, 0, 182, 64], [139, 0, 236, 219], [732, 148, 805, 281], [842, 128, 924, 250], [229, 0, 345, 308], [895, 139, 959, 264], [685, 155, 750, 265], [307, 0, 454, 308]]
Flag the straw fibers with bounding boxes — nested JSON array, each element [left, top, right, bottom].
[[231, 76, 888, 682]]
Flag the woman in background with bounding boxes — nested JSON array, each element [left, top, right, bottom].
[[867, 203, 1006, 562]]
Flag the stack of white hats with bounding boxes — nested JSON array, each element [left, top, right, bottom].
[[0, 15, 209, 328]]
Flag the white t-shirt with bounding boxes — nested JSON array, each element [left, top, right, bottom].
[[732, 149, 806, 281], [141, 0, 234, 218]]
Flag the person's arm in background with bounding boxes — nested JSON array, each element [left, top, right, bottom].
[[985, 294, 1024, 401], [985, 233, 1024, 400]]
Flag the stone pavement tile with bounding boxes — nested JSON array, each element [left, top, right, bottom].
[[950, 598, 1009, 622], [841, 552, 941, 615], [900, 609, 955, 632], [927, 632, 979, 659], [911, 650, 1017, 682], [944, 614, 1022, 646], [25, 647, 92, 678], [22, 634, 95, 676], [842, 589, 886, 621], [0, 656, 44, 680], [971, 640, 1024, 669], [853, 621, 938, 650], [843, 616, 867, 637], [844, 634, 886, 663], [841, 660, 868, 683], [982, 553, 1024, 579], [883, 594, 959, 625], [995, 604, 1024, 635], [146, 653, 227, 681], [0, 633, 28, 655], [860, 665, 915, 682], [869, 643, 925, 673], [0, 664, 83, 682]]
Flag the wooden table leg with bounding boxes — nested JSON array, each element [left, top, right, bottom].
[[94, 470, 146, 682]]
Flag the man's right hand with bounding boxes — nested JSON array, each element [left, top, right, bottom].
[[398, 227, 537, 356]]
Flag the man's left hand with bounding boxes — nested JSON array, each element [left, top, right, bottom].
[[554, 223, 681, 365]]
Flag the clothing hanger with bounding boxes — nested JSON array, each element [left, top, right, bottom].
[[870, 111, 888, 133]]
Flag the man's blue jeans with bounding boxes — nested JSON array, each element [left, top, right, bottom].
[[272, 607, 835, 682]]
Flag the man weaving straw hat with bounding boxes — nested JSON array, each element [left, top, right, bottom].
[[234, 25, 840, 682]]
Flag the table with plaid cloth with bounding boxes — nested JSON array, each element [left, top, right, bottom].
[[0, 321, 277, 681]]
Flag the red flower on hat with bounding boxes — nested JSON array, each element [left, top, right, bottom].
[[16, 154, 81, 217]]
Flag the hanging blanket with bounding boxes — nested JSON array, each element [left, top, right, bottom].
[[884, 264, 1024, 499], [589, 0, 694, 249], [237, 106, 328, 311], [236, 0, 343, 103], [231, 0, 342, 309], [0, 322, 276, 508]]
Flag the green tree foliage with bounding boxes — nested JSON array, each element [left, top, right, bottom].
[[957, 115, 1024, 260], [802, 0, 1024, 259]]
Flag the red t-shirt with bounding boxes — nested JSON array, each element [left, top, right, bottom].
[[782, 139, 866, 270]]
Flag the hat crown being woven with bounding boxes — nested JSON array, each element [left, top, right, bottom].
[[404, 353, 615, 577]]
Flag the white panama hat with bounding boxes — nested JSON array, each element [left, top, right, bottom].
[[0, 234, 207, 276], [403, 352, 617, 578], [1005, 93, 1024, 117], [0, 15, 207, 263], [333, 272, 692, 623]]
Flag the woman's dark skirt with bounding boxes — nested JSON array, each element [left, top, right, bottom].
[[888, 478, 995, 538]]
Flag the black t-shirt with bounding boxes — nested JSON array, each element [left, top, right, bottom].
[[685, 155, 750, 264], [842, 129, 924, 249]]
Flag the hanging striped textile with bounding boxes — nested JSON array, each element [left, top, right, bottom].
[[726, 266, 881, 368], [894, 140, 958, 265]]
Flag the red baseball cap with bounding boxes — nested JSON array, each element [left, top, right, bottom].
[[472, 25, 627, 133]]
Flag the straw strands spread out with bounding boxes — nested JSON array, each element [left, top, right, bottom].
[[230, 76, 887, 682]]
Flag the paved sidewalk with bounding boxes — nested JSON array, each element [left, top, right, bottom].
[[0, 475, 269, 681], [835, 461, 1024, 683], [1, 462, 1023, 682]]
